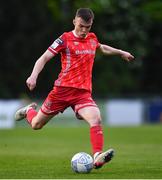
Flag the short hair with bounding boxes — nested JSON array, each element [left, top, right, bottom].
[[75, 8, 94, 22]]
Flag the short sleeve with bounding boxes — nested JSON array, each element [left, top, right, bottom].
[[94, 34, 100, 49], [48, 33, 66, 55], [89, 33, 100, 49]]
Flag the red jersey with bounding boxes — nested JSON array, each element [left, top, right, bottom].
[[48, 31, 100, 92]]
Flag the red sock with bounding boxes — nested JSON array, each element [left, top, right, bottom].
[[26, 109, 37, 124], [90, 125, 104, 154]]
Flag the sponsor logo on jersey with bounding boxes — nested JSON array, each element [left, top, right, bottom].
[[75, 50, 95, 55]]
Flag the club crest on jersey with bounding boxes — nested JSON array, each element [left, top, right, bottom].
[[74, 41, 79, 46], [51, 38, 63, 49]]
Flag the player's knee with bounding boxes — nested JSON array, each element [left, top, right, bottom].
[[88, 115, 102, 127], [94, 117, 102, 125], [31, 122, 43, 130], [93, 113, 101, 122]]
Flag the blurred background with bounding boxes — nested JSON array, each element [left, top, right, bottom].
[[1, 0, 162, 128]]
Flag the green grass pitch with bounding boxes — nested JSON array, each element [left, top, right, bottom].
[[0, 125, 162, 178]]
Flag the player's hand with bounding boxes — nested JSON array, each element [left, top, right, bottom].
[[120, 50, 134, 62], [26, 76, 37, 91]]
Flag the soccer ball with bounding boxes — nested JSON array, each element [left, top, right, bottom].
[[71, 152, 94, 173]]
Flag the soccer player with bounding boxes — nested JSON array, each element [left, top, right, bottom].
[[15, 8, 134, 169]]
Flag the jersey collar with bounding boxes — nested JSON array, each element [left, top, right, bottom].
[[72, 30, 88, 39]]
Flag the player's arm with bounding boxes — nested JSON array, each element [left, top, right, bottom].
[[26, 50, 54, 91], [99, 44, 134, 62]]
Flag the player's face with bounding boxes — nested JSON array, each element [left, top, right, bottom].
[[73, 17, 93, 38]]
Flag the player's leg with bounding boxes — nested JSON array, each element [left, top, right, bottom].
[[77, 106, 114, 169], [77, 106, 103, 154], [15, 102, 54, 129], [78, 106, 104, 154], [15, 87, 70, 129], [27, 108, 54, 130]]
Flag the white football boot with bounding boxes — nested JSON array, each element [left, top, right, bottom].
[[15, 102, 37, 121], [93, 148, 114, 169]]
